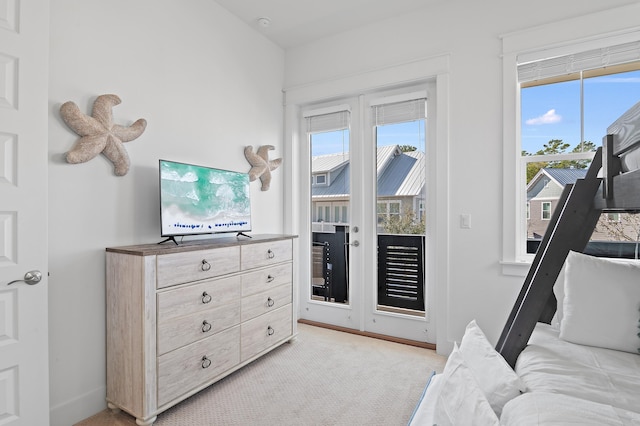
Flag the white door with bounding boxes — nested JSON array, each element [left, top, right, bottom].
[[300, 99, 362, 328], [0, 1, 51, 425], [299, 86, 435, 343]]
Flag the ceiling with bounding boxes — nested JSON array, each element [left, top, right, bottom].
[[214, 0, 445, 49]]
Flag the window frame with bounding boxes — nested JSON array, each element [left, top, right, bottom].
[[314, 174, 327, 185], [376, 200, 401, 225], [541, 202, 551, 220], [500, 8, 640, 276]]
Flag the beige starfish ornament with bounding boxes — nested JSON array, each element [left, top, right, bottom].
[[244, 145, 282, 191], [60, 94, 147, 176]]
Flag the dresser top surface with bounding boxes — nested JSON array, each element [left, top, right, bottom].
[[106, 234, 297, 256]]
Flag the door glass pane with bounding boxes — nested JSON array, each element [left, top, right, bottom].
[[310, 129, 350, 304], [375, 119, 426, 314]]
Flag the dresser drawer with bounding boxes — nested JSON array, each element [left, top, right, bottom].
[[157, 275, 241, 323], [241, 240, 292, 271], [157, 302, 241, 355], [241, 262, 292, 297], [241, 283, 292, 322], [157, 246, 240, 289], [157, 326, 240, 406], [241, 304, 292, 361]]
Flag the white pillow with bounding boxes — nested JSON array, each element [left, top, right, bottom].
[[551, 263, 567, 328], [560, 250, 640, 354], [433, 343, 500, 426], [554, 254, 640, 328], [458, 320, 527, 416]]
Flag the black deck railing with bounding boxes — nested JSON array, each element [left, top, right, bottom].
[[377, 234, 425, 311], [527, 239, 640, 258], [312, 228, 425, 311]]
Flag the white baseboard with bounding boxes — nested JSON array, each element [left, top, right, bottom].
[[49, 385, 106, 426]]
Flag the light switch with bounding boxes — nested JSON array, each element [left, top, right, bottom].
[[460, 213, 471, 229]]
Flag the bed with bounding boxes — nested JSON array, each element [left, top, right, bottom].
[[409, 102, 640, 425]]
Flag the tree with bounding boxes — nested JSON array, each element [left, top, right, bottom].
[[398, 145, 417, 153], [594, 212, 640, 242], [380, 207, 425, 235], [523, 140, 596, 183]]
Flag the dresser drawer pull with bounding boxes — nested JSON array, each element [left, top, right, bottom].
[[201, 356, 212, 369], [266, 275, 275, 283], [201, 259, 212, 271], [201, 320, 212, 333], [201, 292, 212, 304], [267, 326, 275, 336], [267, 297, 275, 307], [267, 249, 275, 259]]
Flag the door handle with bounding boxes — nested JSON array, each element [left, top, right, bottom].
[[345, 240, 360, 247], [7, 270, 42, 286]]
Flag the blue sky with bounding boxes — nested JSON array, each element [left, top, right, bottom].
[[311, 120, 425, 157], [311, 69, 640, 157], [521, 69, 640, 154]]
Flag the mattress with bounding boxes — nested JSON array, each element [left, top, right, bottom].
[[408, 371, 441, 425], [408, 323, 640, 425], [501, 392, 640, 425], [515, 323, 640, 414]]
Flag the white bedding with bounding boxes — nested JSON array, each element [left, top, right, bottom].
[[515, 323, 640, 414], [408, 372, 441, 425], [501, 392, 640, 425], [409, 322, 640, 425]]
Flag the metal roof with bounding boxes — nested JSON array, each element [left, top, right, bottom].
[[526, 167, 589, 200], [311, 145, 424, 198], [542, 168, 587, 186], [311, 153, 349, 173]]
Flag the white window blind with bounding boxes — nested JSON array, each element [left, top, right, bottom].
[[373, 98, 426, 126], [518, 40, 640, 84], [304, 106, 350, 134]]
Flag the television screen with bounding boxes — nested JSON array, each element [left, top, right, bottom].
[[159, 159, 252, 238]]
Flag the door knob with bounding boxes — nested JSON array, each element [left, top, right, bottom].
[[7, 270, 42, 286], [345, 240, 360, 247]]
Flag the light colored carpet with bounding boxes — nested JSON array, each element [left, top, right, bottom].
[[76, 323, 446, 426]]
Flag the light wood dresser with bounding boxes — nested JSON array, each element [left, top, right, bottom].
[[105, 234, 297, 425]]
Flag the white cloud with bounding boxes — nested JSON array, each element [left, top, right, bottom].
[[526, 109, 561, 125]]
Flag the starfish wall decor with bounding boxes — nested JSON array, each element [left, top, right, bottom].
[[60, 94, 147, 176], [244, 145, 282, 191]]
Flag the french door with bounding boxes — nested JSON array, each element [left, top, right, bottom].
[[298, 86, 434, 343]]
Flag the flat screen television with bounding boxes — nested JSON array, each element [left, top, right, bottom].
[[159, 159, 252, 243]]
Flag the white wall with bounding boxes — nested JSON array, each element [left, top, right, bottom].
[[47, 1, 284, 424], [46, 1, 640, 424], [284, 0, 640, 352]]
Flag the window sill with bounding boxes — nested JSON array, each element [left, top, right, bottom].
[[500, 260, 532, 277]]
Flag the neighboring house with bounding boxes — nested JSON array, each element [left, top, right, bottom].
[[311, 145, 425, 231], [527, 168, 587, 238], [527, 168, 640, 242]]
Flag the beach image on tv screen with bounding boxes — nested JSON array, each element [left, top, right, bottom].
[[160, 160, 251, 236]]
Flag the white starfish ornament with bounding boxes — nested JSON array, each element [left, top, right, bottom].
[[244, 145, 282, 191], [60, 94, 147, 176]]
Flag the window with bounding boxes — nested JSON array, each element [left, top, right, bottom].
[[607, 213, 621, 222], [541, 202, 551, 220], [314, 174, 327, 185], [518, 44, 640, 255], [377, 200, 401, 224]]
